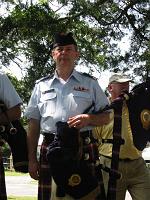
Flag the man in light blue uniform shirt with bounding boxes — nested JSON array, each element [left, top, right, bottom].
[[26, 69, 109, 133], [25, 32, 110, 200], [0, 71, 22, 200], [0, 72, 22, 114]]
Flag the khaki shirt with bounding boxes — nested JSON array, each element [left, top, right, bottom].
[[93, 102, 142, 160]]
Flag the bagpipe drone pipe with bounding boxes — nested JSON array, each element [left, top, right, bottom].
[[0, 101, 28, 173]]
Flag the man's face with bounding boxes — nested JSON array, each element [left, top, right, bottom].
[[108, 82, 130, 97], [51, 44, 79, 68]]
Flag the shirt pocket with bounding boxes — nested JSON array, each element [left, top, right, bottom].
[[72, 90, 92, 110], [38, 92, 57, 117]]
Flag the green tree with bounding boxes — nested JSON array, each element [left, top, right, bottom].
[[0, 0, 149, 98], [2, 142, 11, 158], [7, 73, 29, 104]]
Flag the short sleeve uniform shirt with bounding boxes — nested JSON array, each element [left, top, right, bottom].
[[0, 71, 22, 110], [25, 70, 109, 133]]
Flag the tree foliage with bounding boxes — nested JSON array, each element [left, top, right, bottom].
[[7, 73, 29, 104], [1, 142, 11, 158], [0, 0, 149, 98]]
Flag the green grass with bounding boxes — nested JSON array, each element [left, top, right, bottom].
[[5, 170, 38, 184], [5, 170, 29, 176], [8, 196, 36, 200], [5, 171, 37, 199]]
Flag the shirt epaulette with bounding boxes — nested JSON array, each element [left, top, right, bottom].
[[80, 72, 97, 80], [36, 74, 54, 84]]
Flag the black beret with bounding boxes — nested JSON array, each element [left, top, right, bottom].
[[50, 32, 77, 51]]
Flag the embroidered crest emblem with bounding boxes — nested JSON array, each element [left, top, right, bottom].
[[140, 109, 150, 130], [68, 174, 81, 186]]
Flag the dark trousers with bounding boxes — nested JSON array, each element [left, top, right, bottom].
[[0, 153, 7, 200]]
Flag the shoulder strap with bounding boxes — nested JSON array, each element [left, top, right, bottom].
[[36, 73, 54, 84], [79, 72, 97, 80], [106, 101, 124, 200]]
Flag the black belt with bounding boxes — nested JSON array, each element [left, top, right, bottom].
[[42, 130, 94, 143], [42, 130, 92, 137], [101, 155, 133, 162]]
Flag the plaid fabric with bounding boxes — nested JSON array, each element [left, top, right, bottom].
[[81, 131, 106, 199], [38, 138, 52, 200], [0, 146, 7, 200]]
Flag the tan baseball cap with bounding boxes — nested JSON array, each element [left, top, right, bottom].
[[109, 73, 131, 84]]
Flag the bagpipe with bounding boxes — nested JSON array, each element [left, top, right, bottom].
[[46, 105, 105, 199], [46, 77, 150, 199], [96, 77, 150, 200], [0, 101, 28, 173], [127, 77, 150, 150], [98, 77, 150, 151]]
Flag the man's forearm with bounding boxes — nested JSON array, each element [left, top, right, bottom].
[[27, 119, 40, 162], [68, 111, 112, 129], [88, 111, 112, 126]]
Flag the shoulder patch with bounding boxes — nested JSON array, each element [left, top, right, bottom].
[[80, 72, 97, 80], [36, 74, 54, 84]]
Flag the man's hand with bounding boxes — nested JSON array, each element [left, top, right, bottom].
[[68, 112, 111, 128], [28, 160, 40, 180], [67, 114, 90, 129]]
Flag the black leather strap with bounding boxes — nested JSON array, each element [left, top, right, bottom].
[[107, 102, 124, 200]]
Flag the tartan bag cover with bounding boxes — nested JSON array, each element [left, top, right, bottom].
[[46, 121, 104, 199]]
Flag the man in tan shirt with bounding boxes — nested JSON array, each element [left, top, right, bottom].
[[94, 73, 150, 200]]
